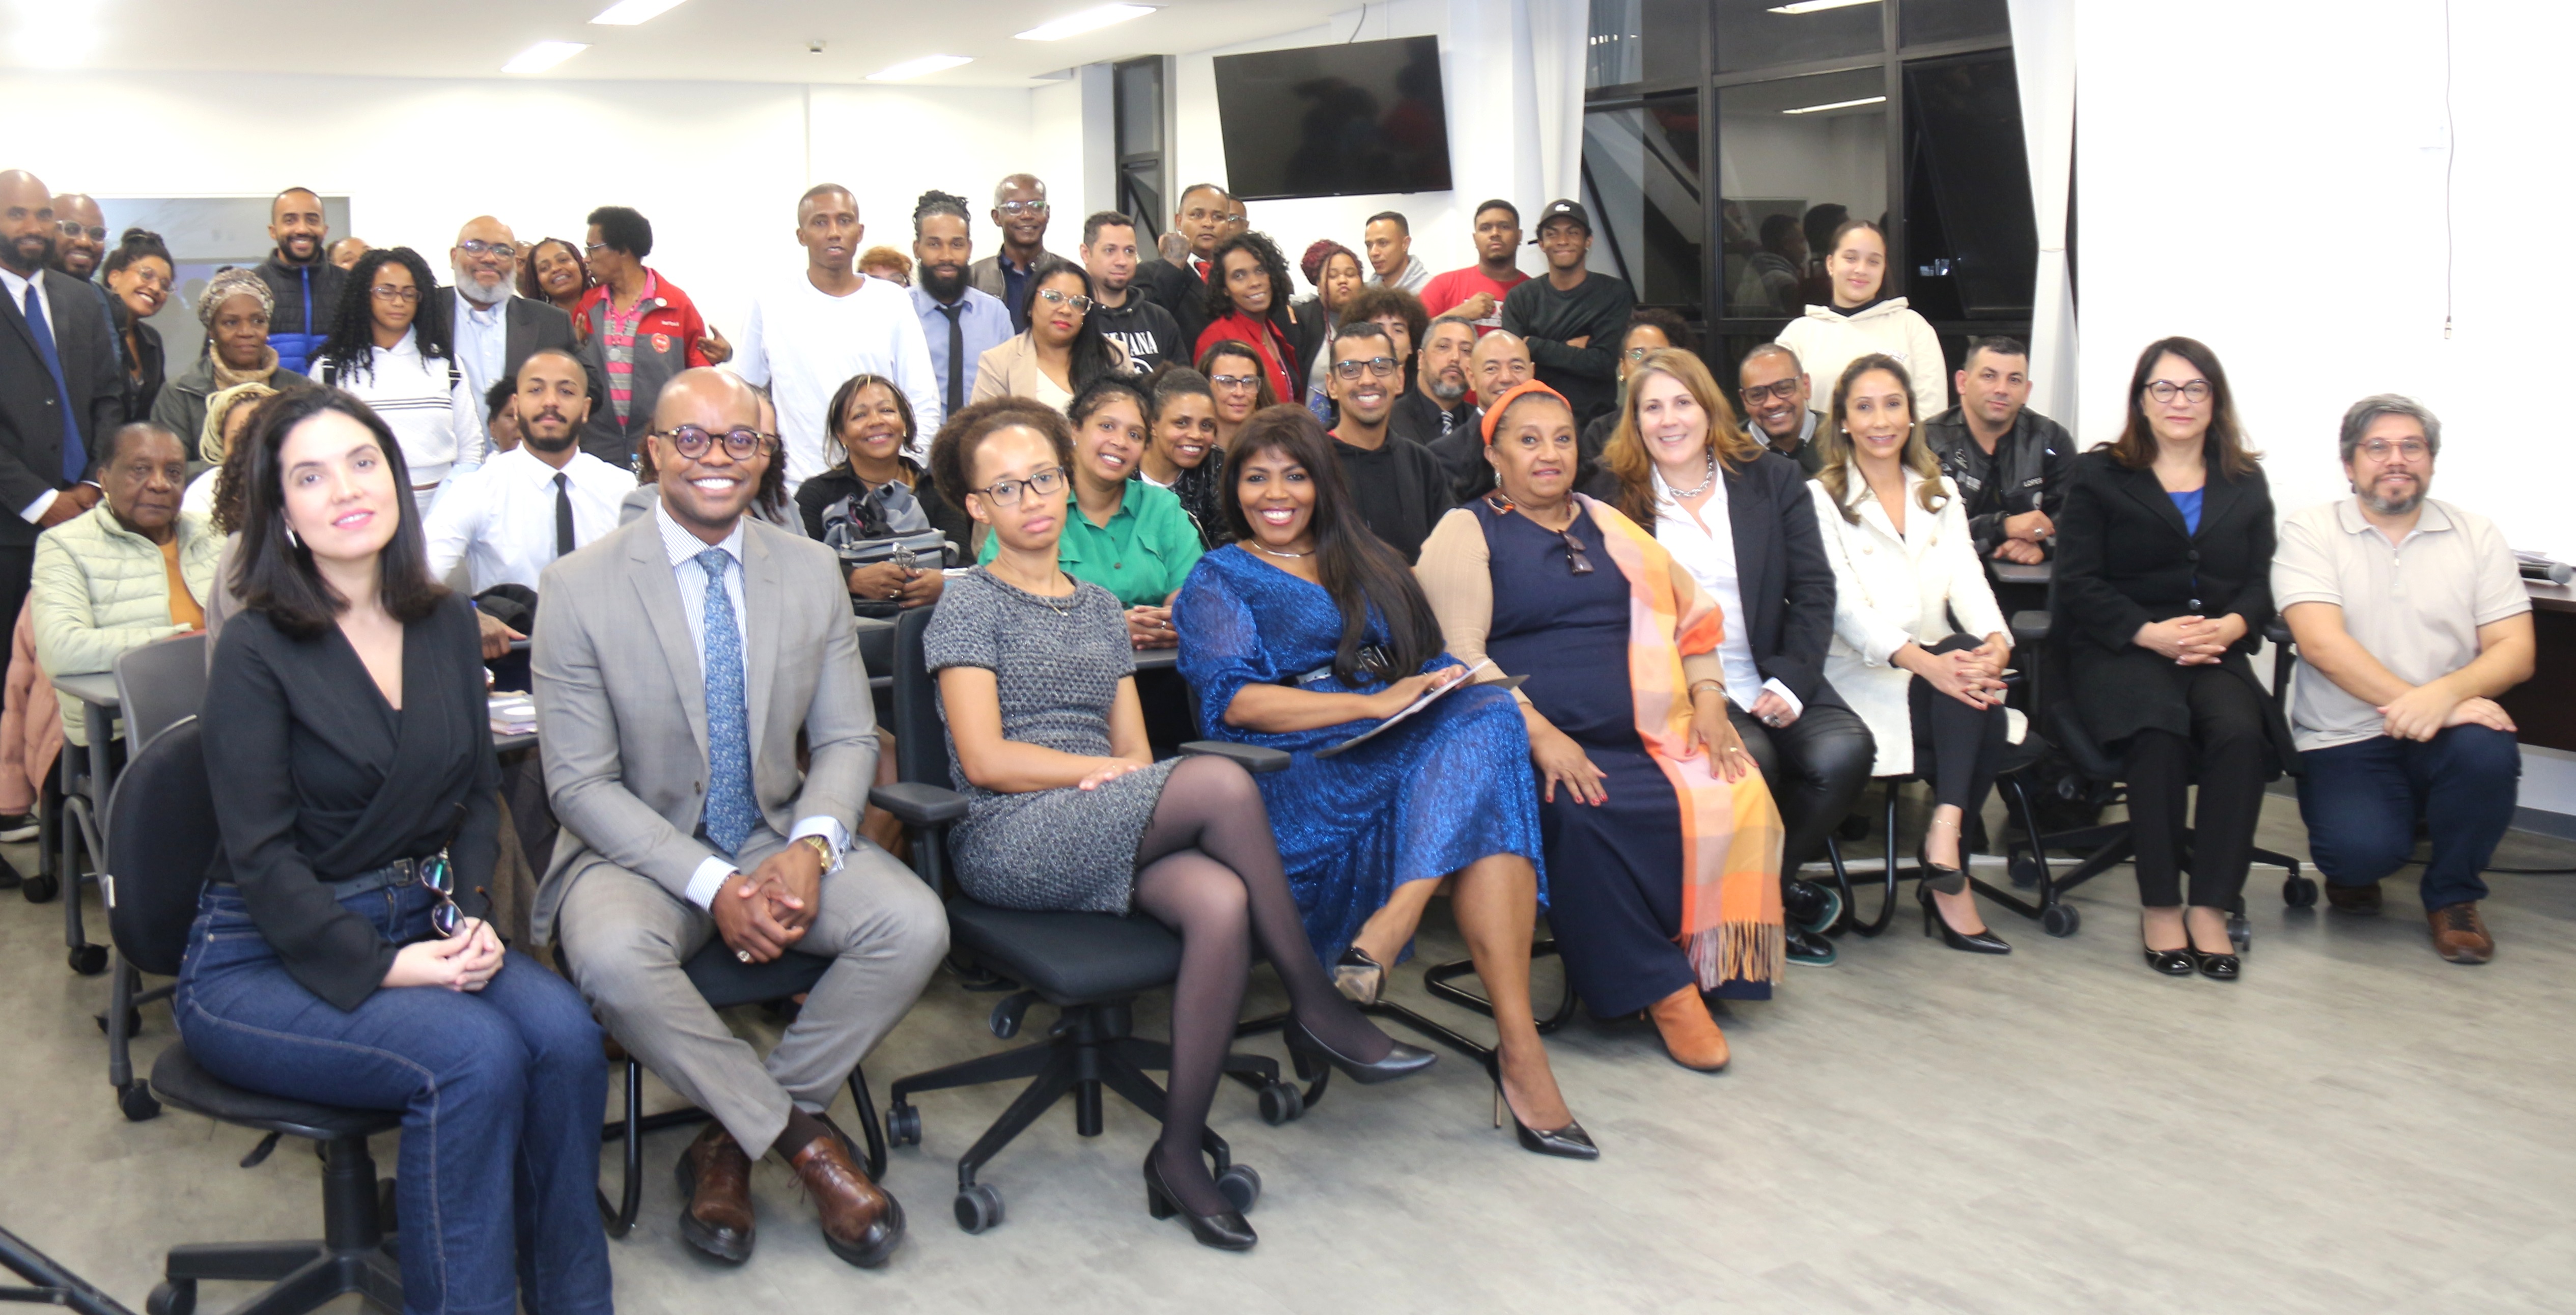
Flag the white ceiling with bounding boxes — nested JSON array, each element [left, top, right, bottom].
[[7, 0, 1356, 86]]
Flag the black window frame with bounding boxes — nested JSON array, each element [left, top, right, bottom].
[[1113, 55, 1170, 243]]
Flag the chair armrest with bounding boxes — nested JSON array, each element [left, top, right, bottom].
[[1179, 740, 1292, 775], [2263, 618, 2292, 648], [2009, 609, 2051, 647], [868, 782, 970, 826]]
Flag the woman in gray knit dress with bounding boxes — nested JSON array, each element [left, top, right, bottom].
[[922, 398, 1431, 1252]]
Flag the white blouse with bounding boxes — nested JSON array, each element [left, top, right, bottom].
[[316, 328, 482, 491], [1647, 466, 1796, 716]]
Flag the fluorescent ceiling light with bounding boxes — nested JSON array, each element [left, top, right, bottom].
[[502, 41, 590, 74], [1015, 4, 1156, 41], [867, 53, 974, 80], [1782, 94, 1887, 115], [1768, 0, 1879, 13], [590, 0, 688, 25], [11, 0, 106, 67]]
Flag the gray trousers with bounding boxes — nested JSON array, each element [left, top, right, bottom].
[[554, 837, 948, 1155]]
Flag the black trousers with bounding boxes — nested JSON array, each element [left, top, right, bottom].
[[1908, 635, 2009, 817], [2120, 665, 2268, 909], [0, 543, 31, 648], [1728, 701, 1874, 872]]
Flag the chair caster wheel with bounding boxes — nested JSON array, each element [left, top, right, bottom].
[[118, 1082, 160, 1122], [885, 1104, 920, 1147], [2283, 876, 2317, 909], [2040, 903, 2080, 938], [147, 1281, 195, 1315], [1256, 1081, 1304, 1126], [953, 1182, 1003, 1234], [68, 943, 107, 976], [22, 873, 57, 903], [2010, 854, 2046, 889], [1216, 1163, 1261, 1214], [2227, 913, 2251, 955]]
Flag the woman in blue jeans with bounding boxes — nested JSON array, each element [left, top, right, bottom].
[[178, 387, 611, 1315]]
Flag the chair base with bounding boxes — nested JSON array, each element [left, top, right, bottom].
[[153, 1135, 399, 1315], [596, 1062, 883, 1239]]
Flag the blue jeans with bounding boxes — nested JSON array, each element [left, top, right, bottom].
[[2295, 724, 2520, 911], [175, 881, 612, 1315]]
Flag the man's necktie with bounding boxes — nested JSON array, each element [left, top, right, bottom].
[[938, 302, 965, 416], [553, 472, 575, 558], [21, 285, 87, 484], [695, 548, 758, 857]]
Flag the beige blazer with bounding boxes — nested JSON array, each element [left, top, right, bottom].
[[968, 331, 1129, 407], [529, 511, 878, 943]]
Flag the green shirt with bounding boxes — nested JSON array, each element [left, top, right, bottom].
[[978, 478, 1206, 607]]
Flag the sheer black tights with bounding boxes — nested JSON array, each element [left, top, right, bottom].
[[1130, 754, 1390, 1214]]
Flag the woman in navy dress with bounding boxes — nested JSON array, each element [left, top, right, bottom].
[[1175, 404, 1590, 1159]]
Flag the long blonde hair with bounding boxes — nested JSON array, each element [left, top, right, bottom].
[[1814, 353, 1947, 524], [1603, 348, 1763, 525]]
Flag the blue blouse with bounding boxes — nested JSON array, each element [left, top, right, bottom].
[[2169, 487, 2203, 536]]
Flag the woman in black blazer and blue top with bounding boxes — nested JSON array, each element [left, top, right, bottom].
[[178, 388, 611, 1315], [2053, 337, 2292, 981]]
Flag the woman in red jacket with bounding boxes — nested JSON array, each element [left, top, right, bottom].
[[1192, 232, 1302, 405]]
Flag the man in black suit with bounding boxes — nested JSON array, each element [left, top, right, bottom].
[[445, 216, 576, 447], [1137, 182, 1238, 354], [0, 170, 120, 632]]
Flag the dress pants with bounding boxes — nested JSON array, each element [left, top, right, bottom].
[[1907, 634, 2010, 815], [1727, 702, 1874, 871], [2297, 723, 2519, 910], [0, 543, 32, 653], [2120, 665, 2268, 909], [554, 830, 947, 1156]]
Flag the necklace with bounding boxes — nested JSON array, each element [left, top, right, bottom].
[[988, 563, 1072, 615], [1251, 542, 1313, 559], [1664, 454, 1718, 500]]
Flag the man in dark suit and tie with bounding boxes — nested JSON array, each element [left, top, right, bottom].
[[0, 170, 121, 631], [1138, 182, 1238, 354], [443, 216, 576, 445]]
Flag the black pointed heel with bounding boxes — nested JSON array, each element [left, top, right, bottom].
[[1917, 821, 2009, 954], [1284, 1019, 1436, 1085], [1142, 1151, 1256, 1251], [1481, 1054, 1598, 1160]]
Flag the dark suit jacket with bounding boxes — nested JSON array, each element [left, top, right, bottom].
[[1719, 450, 1845, 711], [503, 295, 576, 382], [0, 269, 123, 543], [2051, 447, 2292, 766], [1138, 258, 1211, 361]]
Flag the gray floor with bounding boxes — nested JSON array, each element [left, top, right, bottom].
[[6, 794, 2576, 1315]]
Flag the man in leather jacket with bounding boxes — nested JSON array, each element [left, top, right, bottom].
[[1925, 335, 2072, 564]]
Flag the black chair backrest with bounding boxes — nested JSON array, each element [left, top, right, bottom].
[[887, 603, 953, 889], [116, 632, 208, 749], [103, 716, 218, 978]]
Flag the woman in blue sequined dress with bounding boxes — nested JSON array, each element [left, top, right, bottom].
[[1175, 405, 1592, 1158]]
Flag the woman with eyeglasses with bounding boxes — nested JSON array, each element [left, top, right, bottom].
[[183, 386, 612, 1315], [1577, 308, 1695, 489], [1195, 340, 1273, 458], [927, 398, 1430, 1250], [1173, 405, 1588, 1159], [1772, 218, 1948, 426], [2055, 336, 2286, 981], [151, 267, 310, 454], [1193, 232, 1302, 406], [100, 228, 174, 422], [312, 246, 480, 513], [1415, 380, 1781, 1071], [975, 377, 1199, 647], [1137, 366, 1231, 550], [969, 257, 1127, 412]]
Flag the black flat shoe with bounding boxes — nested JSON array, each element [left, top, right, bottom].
[[1332, 946, 1386, 1005], [2188, 947, 2242, 981], [1917, 882, 2010, 954], [1284, 1019, 1436, 1085], [1783, 877, 1842, 935], [1482, 1055, 1598, 1160], [2141, 944, 2195, 976], [1143, 1150, 1255, 1251]]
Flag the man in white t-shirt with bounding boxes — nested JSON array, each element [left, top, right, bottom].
[[730, 185, 941, 487]]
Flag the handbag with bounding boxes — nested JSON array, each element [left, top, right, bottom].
[[822, 477, 959, 617]]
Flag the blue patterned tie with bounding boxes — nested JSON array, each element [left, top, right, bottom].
[[21, 284, 88, 483], [695, 548, 757, 856]]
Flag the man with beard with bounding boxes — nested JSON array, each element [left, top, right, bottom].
[[1324, 322, 1450, 564], [254, 186, 346, 374], [0, 170, 120, 629], [906, 189, 1012, 425], [733, 184, 941, 486], [1393, 314, 1482, 498], [445, 215, 575, 442], [1080, 210, 1180, 373], [2276, 395, 2535, 965], [47, 192, 126, 380], [968, 174, 1060, 333], [1924, 336, 2071, 564], [1737, 342, 1825, 478]]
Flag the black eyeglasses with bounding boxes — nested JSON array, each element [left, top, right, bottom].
[[2144, 379, 2213, 404], [657, 426, 777, 461], [458, 239, 518, 261], [1485, 494, 1592, 576], [417, 852, 465, 937], [1330, 356, 1402, 380], [971, 465, 1067, 508], [1742, 380, 1800, 406]]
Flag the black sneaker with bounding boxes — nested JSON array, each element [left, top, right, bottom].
[[1786, 925, 1838, 967], [1782, 879, 1842, 935]]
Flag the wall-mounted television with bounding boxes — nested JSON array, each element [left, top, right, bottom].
[[1212, 35, 1453, 201]]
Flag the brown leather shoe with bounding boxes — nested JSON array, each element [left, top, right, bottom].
[[2428, 902, 2495, 965], [2325, 880, 2383, 915], [1647, 985, 1729, 1072], [674, 1123, 755, 1263], [788, 1129, 905, 1268]]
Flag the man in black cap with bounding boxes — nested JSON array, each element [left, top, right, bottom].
[[1498, 199, 1633, 430]]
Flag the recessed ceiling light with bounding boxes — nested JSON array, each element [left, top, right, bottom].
[[1781, 94, 1887, 115], [502, 41, 590, 74], [1015, 4, 1156, 41], [867, 53, 974, 80], [1768, 0, 1879, 13], [591, 0, 689, 25]]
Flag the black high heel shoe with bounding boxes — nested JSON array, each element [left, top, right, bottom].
[[1332, 947, 1386, 1005], [1284, 1019, 1437, 1085], [1481, 1054, 1598, 1160], [1917, 821, 2009, 954], [1143, 1149, 1256, 1251]]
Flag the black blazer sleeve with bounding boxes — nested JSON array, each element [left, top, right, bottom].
[[73, 287, 123, 477], [446, 605, 503, 921], [2219, 467, 2276, 655], [1765, 457, 1837, 702], [2050, 453, 2158, 653]]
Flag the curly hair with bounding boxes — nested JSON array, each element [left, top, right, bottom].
[[585, 206, 653, 259], [1336, 284, 1428, 355], [1202, 231, 1293, 322], [927, 396, 1075, 520], [1622, 306, 1696, 357], [316, 246, 451, 385]]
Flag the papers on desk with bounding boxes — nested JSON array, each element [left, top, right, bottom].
[[1315, 663, 1524, 759], [489, 693, 536, 738]]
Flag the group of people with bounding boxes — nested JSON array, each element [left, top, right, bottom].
[[0, 156, 2539, 1305]]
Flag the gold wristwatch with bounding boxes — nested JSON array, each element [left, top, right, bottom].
[[798, 834, 836, 870]]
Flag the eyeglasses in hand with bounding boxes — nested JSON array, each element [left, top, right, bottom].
[[458, 239, 518, 262], [417, 852, 466, 938], [656, 425, 777, 462], [370, 285, 422, 304], [2143, 379, 2212, 404], [1741, 380, 1800, 406], [1330, 356, 1402, 380], [1033, 287, 1094, 314], [971, 465, 1067, 508]]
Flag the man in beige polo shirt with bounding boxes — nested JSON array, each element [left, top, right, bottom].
[[2275, 394, 2534, 964]]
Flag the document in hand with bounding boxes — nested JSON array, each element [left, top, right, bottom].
[[1315, 664, 1525, 759]]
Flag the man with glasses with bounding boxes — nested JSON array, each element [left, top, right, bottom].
[[254, 186, 346, 374], [2275, 395, 2534, 965], [1926, 335, 2072, 565], [1737, 343, 1825, 478], [443, 216, 576, 432], [1419, 200, 1529, 334], [536, 368, 945, 1270], [46, 192, 127, 383], [1498, 199, 1632, 431], [969, 174, 1060, 333], [732, 184, 941, 487], [1325, 323, 1450, 563], [1080, 210, 1181, 373]]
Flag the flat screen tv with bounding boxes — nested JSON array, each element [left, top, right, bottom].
[[1213, 35, 1452, 201]]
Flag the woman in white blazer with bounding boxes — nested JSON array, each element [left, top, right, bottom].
[[1808, 353, 2014, 954]]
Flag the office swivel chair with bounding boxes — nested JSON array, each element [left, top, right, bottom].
[[97, 634, 210, 1120], [104, 716, 405, 1315], [867, 605, 1296, 1235]]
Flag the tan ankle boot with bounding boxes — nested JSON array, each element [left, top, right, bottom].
[[1647, 985, 1729, 1072]]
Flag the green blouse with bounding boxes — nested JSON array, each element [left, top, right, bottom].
[[978, 477, 1207, 607]]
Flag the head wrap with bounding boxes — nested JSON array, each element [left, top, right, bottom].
[[1479, 380, 1573, 445], [1299, 239, 1358, 290], [197, 267, 274, 329]]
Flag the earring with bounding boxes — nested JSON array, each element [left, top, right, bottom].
[[286, 526, 301, 549]]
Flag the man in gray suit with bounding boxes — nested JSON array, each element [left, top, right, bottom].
[[533, 368, 944, 1269]]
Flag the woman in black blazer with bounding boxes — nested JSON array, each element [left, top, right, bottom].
[[177, 388, 611, 1315], [2054, 337, 2292, 981]]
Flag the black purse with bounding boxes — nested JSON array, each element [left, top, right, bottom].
[[822, 478, 959, 617]]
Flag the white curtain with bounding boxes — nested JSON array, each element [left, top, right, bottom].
[[1444, 0, 1589, 208], [2006, 0, 2078, 426]]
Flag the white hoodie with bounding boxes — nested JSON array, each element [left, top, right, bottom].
[[1774, 297, 1948, 427]]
